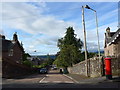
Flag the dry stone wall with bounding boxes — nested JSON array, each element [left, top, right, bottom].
[[68, 56, 120, 77]]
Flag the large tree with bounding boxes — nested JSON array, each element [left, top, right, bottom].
[[58, 27, 83, 50], [54, 27, 83, 73]]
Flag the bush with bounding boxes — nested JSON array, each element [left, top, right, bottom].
[[32, 63, 48, 69], [22, 60, 33, 67]]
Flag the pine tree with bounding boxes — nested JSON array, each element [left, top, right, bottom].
[[54, 27, 83, 73]]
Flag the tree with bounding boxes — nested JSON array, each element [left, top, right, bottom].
[[54, 27, 83, 73], [22, 60, 33, 67], [79, 51, 97, 61], [22, 53, 31, 61], [46, 54, 54, 65], [58, 27, 83, 50]]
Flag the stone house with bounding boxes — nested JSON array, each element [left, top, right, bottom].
[[27, 56, 45, 65], [104, 27, 120, 57], [1, 32, 24, 63]]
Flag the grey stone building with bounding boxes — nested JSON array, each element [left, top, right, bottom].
[[104, 27, 120, 57]]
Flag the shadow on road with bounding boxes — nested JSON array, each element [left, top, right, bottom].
[[2, 82, 120, 88], [111, 76, 120, 82], [3, 73, 46, 80]]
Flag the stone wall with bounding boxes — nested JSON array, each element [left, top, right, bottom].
[[2, 58, 37, 78], [68, 56, 120, 77], [111, 56, 120, 76]]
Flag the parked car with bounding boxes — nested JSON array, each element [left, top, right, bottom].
[[39, 68, 48, 74], [51, 66, 57, 70]]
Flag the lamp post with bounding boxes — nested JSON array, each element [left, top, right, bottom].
[[85, 5, 101, 60], [84, 5, 102, 76], [82, 6, 88, 77]]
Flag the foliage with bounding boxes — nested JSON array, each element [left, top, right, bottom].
[[46, 54, 54, 65], [22, 53, 31, 61], [54, 27, 83, 68], [32, 54, 55, 69], [79, 52, 97, 61], [22, 60, 33, 67], [88, 52, 96, 58], [32, 63, 48, 68], [57, 27, 83, 50]]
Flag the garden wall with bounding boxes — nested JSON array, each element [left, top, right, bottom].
[[68, 56, 120, 77], [2, 58, 37, 78]]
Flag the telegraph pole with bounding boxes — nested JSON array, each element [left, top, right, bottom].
[[82, 6, 88, 77]]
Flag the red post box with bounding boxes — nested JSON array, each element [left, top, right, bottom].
[[104, 57, 112, 80]]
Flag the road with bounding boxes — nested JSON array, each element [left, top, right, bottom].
[[2, 69, 120, 88], [2, 69, 76, 88], [39, 70, 75, 83]]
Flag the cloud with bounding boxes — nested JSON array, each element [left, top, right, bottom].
[[1, 2, 79, 55], [0, 29, 3, 34], [1, 2, 118, 55], [85, 21, 118, 52], [85, 9, 118, 30], [2, 2, 77, 36], [87, 42, 99, 52]]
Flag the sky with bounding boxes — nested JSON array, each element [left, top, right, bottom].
[[0, 2, 119, 55]]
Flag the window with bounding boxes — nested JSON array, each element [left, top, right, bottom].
[[8, 49, 13, 56]]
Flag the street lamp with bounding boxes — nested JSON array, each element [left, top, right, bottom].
[[82, 5, 101, 77], [85, 5, 101, 60], [85, 5, 102, 75]]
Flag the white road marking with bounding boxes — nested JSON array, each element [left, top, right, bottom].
[[39, 80, 74, 83], [40, 81, 50, 83], [64, 81, 74, 83], [52, 81, 62, 83], [39, 77, 46, 83], [63, 74, 79, 83], [39, 73, 77, 84]]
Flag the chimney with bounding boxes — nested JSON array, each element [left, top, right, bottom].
[[13, 32, 18, 41], [0, 34, 5, 39], [106, 27, 111, 38], [2, 35, 5, 39]]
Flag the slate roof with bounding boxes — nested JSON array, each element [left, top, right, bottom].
[[1, 35, 24, 52], [108, 28, 120, 45], [2, 39, 13, 51], [105, 28, 120, 47], [105, 32, 115, 44]]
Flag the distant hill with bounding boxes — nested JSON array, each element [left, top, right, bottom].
[[32, 55, 56, 59], [93, 50, 104, 54], [31, 50, 104, 59], [88, 50, 104, 54]]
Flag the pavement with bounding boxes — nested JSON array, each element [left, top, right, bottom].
[[66, 73, 120, 84]]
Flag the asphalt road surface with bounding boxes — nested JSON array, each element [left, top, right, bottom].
[[2, 69, 120, 88]]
